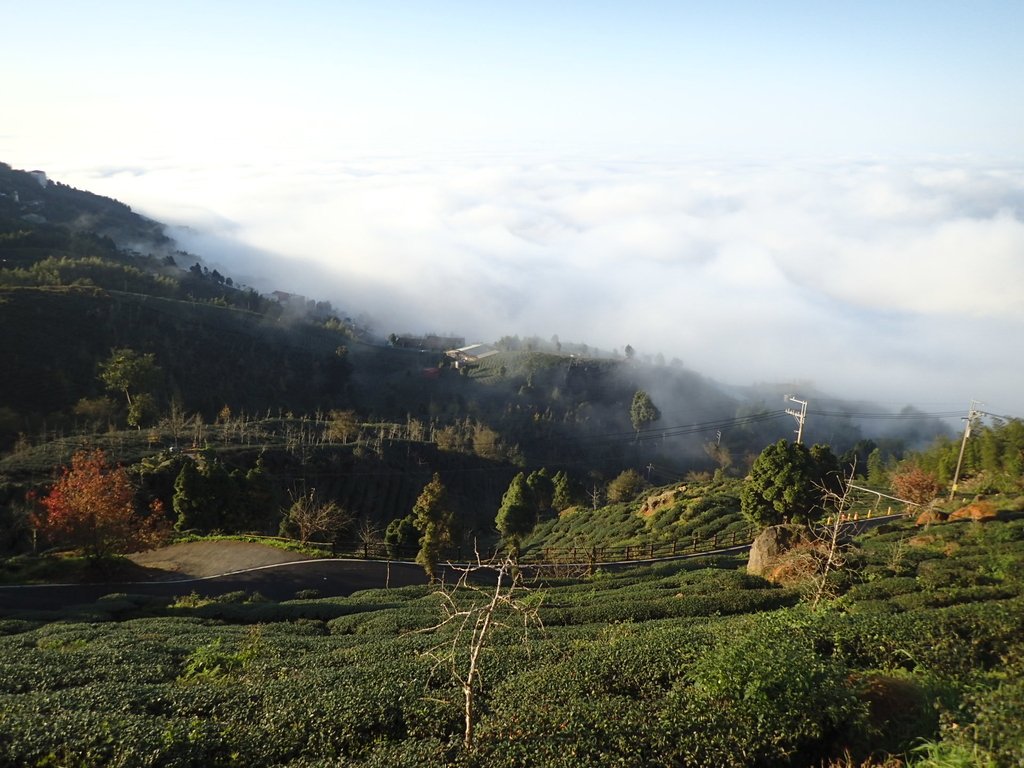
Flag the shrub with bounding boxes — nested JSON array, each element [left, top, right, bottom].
[[966, 646, 1024, 765], [658, 612, 863, 767]]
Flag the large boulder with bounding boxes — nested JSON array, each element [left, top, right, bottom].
[[949, 500, 998, 522], [914, 508, 948, 527], [747, 525, 810, 578]]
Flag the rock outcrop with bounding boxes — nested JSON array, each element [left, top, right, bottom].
[[949, 500, 998, 522], [747, 525, 810, 578]]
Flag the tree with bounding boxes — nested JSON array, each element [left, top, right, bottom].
[[810, 443, 844, 499], [741, 440, 842, 528], [38, 449, 169, 559], [413, 474, 453, 583], [495, 472, 536, 557], [280, 488, 350, 544], [866, 447, 887, 486], [630, 390, 661, 437], [384, 515, 419, 557], [417, 554, 541, 749], [72, 396, 118, 432], [551, 470, 577, 512], [172, 458, 206, 532], [526, 468, 555, 518], [889, 464, 941, 508], [840, 440, 877, 480], [607, 468, 647, 503], [326, 409, 360, 443], [171, 452, 244, 533], [98, 348, 160, 428], [355, 517, 383, 558], [704, 439, 733, 478]]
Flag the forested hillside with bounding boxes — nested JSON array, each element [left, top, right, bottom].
[[0, 161, 958, 549]]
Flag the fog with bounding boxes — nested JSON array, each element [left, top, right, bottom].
[[65, 155, 1024, 416]]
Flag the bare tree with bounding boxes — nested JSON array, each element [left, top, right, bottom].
[[809, 493, 848, 610], [355, 517, 383, 557], [807, 465, 858, 609], [704, 438, 733, 477], [282, 489, 351, 544], [416, 553, 543, 750], [766, 465, 857, 609]]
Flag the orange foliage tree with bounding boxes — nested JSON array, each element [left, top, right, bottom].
[[38, 449, 170, 559], [889, 463, 941, 508]]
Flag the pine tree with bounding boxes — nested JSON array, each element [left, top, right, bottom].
[[385, 515, 418, 558], [741, 440, 842, 527], [866, 447, 887, 487], [526, 468, 554, 518], [630, 390, 661, 437], [552, 470, 575, 512], [172, 458, 206, 532], [495, 472, 537, 557], [413, 474, 452, 583]]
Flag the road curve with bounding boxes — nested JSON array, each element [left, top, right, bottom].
[[0, 514, 908, 614]]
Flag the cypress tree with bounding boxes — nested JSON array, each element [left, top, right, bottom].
[[495, 472, 537, 557], [412, 473, 452, 583]]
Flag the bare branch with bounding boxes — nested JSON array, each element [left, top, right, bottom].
[[411, 552, 544, 750], [807, 463, 858, 609]]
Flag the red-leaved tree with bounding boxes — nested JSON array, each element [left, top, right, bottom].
[[38, 449, 170, 559]]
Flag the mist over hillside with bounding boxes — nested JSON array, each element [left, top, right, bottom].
[[51, 156, 1024, 420], [0, 160, 971, 461]]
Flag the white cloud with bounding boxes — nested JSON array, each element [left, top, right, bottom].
[[56, 155, 1024, 415]]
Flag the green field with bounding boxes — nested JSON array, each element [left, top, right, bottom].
[[1, 515, 1022, 767]]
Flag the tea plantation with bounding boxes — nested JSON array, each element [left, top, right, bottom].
[[1, 516, 1022, 767]]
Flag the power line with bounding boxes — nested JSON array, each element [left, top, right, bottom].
[[806, 409, 964, 420]]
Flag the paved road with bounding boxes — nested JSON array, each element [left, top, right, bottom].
[[0, 514, 909, 615]]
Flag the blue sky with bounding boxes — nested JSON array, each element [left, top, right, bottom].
[[3, 1, 1024, 413], [6, 1, 1023, 160]]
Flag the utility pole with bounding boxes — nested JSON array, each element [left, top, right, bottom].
[[785, 395, 808, 444], [949, 400, 983, 501]]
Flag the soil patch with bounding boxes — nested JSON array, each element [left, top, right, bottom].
[[128, 541, 315, 580]]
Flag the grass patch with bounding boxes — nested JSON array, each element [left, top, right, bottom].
[[0, 552, 127, 585]]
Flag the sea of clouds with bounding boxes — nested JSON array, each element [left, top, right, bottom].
[[60, 154, 1024, 415]]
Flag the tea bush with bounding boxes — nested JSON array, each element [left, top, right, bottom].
[[2, 516, 1023, 766], [656, 612, 863, 767]]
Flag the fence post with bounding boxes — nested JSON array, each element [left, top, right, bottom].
[[713, 533, 718, 549]]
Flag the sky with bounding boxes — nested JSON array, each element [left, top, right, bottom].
[[2, 1, 1023, 415]]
